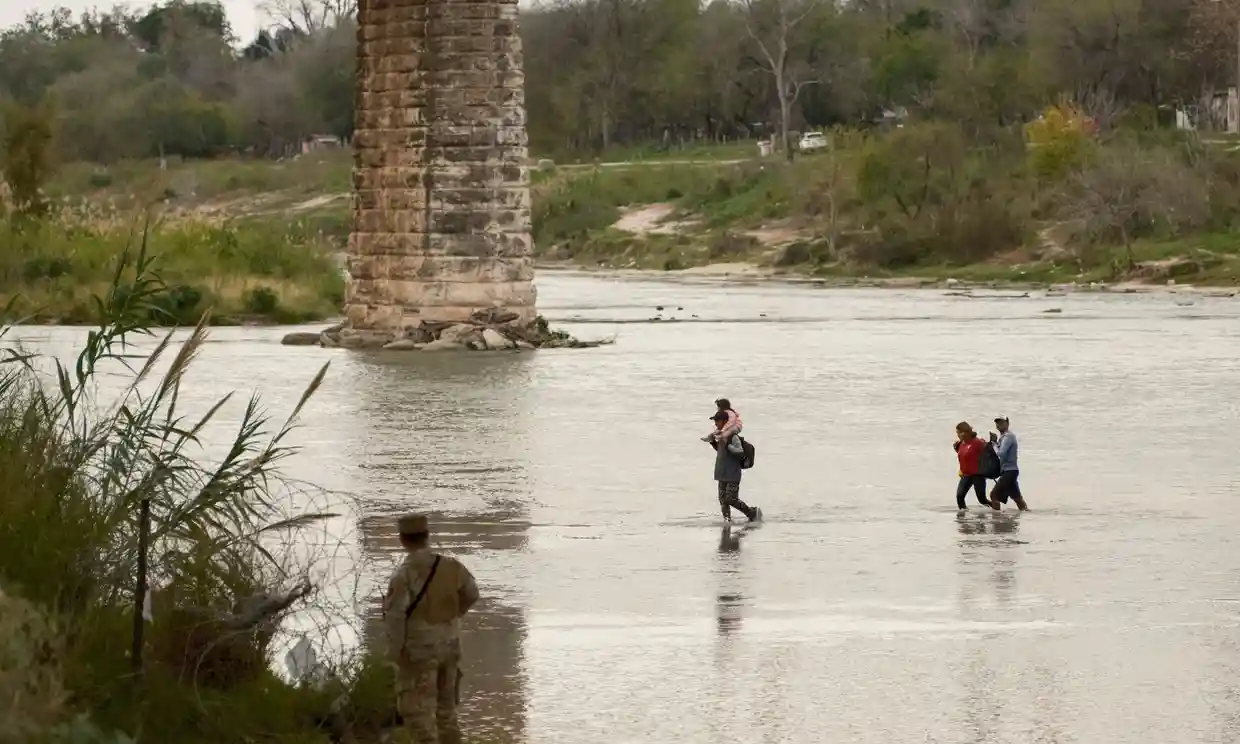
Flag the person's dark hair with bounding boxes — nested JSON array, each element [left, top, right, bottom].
[[400, 531, 429, 545], [715, 398, 731, 410]]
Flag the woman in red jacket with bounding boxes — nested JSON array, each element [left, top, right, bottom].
[[953, 422, 993, 511]]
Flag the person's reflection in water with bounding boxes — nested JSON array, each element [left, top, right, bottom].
[[955, 510, 1022, 539], [955, 511, 1022, 608], [954, 510, 988, 537], [716, 592, 744, 635], [954, 511, 1024, 743], [989, 518, 1018, 608], [718, 523, 744, 553], [349, 350, 536, 744], [715, 525, 746, 637]]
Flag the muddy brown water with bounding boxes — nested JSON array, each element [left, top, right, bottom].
[[13, 273, 1240, 743]]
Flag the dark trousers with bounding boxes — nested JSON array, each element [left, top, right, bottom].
[[717, 481, 755, 520], [956, 475, 989, 509], [991, 470, 1023, 504]]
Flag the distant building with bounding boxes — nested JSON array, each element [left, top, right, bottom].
[[871, 107, 908, 129], [1176, 89, 1239, 133], [300, 135, 345, 154]]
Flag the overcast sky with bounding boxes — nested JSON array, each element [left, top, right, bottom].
[[1, 0, 537, 43], [1, 0, 265, 42]]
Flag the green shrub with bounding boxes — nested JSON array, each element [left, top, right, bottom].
[[682, 162, 790, 226], [1024, 103, 1097, 181], [774, 241, 813, 266], [21, 255, 74, 281], [1204, 150, 1240, 230], [706, 231, 758, 259], [0, 587, 67, 743], [149, 283, 205, 325], [853, 122, 1029, 267], [2, 101, 57, 218], [243, 286, 280, 315], [857, 122, 969, 216], [86, 172, 113, 190]]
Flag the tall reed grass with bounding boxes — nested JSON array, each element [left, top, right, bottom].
[[0, 241, 398, 744]]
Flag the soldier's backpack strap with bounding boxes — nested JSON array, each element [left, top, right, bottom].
[[405, 555, 442, 619]]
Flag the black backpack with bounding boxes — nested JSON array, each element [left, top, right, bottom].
[[980, 442, 1001, 480], [737, 436, 756, 469]]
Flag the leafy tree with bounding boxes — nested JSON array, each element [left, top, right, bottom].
[[137, 79, 233, 158], [131, 1, 231, 52], [2, 100, 56, 217], [293, 22, 356, 140], [0, 0, 1234, 164]]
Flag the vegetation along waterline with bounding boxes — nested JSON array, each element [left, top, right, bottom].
[[0, 213, 346, 326], [29, 122, 1240, 308], [0, 246, 443, 744], [530, 123, 1240, 288]]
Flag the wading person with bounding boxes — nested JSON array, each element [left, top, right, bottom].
[[988, 416, 1028, 511], [953, 422, 993, 511], [383, 514, 480, 744], [708, 410, 761, 522]]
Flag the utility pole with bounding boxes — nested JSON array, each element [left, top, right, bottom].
[[131, 497, 151, 678]]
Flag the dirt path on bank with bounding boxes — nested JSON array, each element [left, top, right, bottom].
[[559, 159, 748, 170], [612, 203, 697, 235], [608, 202, 812, 249]]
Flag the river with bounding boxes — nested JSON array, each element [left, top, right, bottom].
[[13, 272, 1240, 743]]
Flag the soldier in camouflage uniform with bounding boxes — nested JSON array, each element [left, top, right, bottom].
[[383, 514, 480, 744]]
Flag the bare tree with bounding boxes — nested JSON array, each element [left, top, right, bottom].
[[1067, 87, 1125, 132], [1067, 146, 1211, 270], [739, 0, 821, 161], [940, 0, 987, 69], [259, 0, 355, 35], [1185, 0, 1240, 96]]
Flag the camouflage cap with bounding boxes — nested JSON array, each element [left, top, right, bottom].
[[397, 513, 429, 535]]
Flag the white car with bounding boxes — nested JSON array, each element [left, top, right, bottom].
[[799, 132, 828, 152]]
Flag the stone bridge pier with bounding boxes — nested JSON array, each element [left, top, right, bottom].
[[346, 0, 536, 339]]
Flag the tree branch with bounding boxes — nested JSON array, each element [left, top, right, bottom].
[[740, 0, 780, 75], [789, 77, 819, 102]]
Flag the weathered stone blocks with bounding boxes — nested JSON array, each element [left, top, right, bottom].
[[347, 0, 536, 332], [307, 309, 610, 351]]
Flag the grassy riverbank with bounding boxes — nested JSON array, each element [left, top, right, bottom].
[[25, 115, 1240, 304], [0, 208, 344, 325], [531, 122, 1240, 287], [1, 107, 347, 326]]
